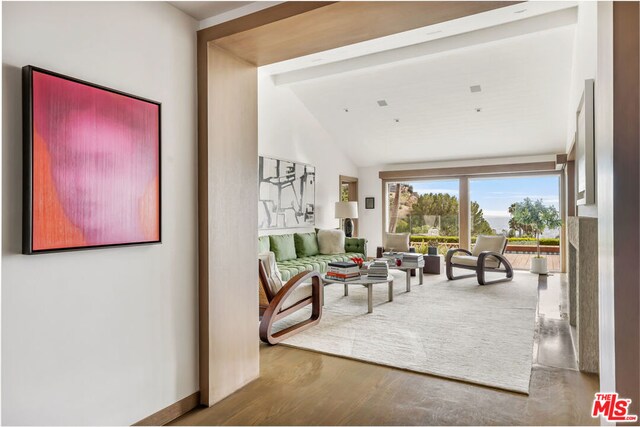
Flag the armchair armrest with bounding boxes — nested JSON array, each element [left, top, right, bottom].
[[476, 251, 514, 285], [345, 237, 368, 258], [477, 251, 511, 269], [445, 248, 472, 263], [260, 270, 323, 345]]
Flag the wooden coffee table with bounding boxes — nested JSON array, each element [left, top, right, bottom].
[[322, 274, 394, 313]]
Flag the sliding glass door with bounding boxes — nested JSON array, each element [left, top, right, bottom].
[[469, 175, 561, 271], [387, 180, 460, 254]]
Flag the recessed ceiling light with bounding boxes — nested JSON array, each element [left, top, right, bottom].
[[377, 100, 388, 107], [344, 108, 349, 113], [426, 30, 443, 35], [394, 118, 400, 123], [475, 108, 482, 113], [514, 9, 527, 14], [470, 85, 482, 93], [311, 58, 324, 63]]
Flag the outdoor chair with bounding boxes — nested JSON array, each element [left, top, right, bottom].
[[376, 232, 417, 276], [445, 235, 514, 285], [258, 252, 323, 344]]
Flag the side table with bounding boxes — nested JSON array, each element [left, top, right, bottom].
[[423, 255, 442, 274]]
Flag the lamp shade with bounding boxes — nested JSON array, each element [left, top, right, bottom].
[[335, 201, 358, 219]]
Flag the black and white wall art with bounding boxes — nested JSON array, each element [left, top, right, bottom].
[[259, 156, 315, 229]]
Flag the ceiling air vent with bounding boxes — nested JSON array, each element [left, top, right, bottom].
[[377, 100, 388, 107], [470, 85, 482, 93]]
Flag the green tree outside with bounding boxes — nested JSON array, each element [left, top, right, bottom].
[[388, 186, 494, 237], [509, 198, 562, 256]]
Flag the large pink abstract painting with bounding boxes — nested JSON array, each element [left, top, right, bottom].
[[23, 67, 161, 253]]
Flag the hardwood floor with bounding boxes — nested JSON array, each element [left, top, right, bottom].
[[172, 274, 598, 426]]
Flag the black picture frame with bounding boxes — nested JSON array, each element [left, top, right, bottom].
[[22, 65, 162, 254], [365, 197, 375, 209]]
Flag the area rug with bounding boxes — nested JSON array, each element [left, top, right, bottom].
[[274, 271, 538, 394]]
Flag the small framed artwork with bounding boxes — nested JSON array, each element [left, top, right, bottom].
[[576, 79, 595, 206], [22, 66, 161, 254], [365, 197, 375, 209]]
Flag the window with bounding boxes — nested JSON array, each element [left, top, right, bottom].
[[387, 180, 459, 254], [470, 175, 561, 271]]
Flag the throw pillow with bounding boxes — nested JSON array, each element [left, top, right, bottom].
[[258, 235, 270, 254], [294, 232, 320, 257], [472, 235, 507, 256], [258, 252, 284, 295], [385, 233, 410, 252], [269, 234, 297, 262], [317, 229, 345, 255]]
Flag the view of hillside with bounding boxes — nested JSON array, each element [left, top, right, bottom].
[[388, 176, 561, 240]]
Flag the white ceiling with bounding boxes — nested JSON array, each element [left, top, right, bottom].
[[260, 2, 578, 167], [168, 1, 253, 20]]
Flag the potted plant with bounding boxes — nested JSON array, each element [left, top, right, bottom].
[[427, 240, 439, 256], [510, 198, 562, 275]]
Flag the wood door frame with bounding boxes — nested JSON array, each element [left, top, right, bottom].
[[196, 0, 526, 410]]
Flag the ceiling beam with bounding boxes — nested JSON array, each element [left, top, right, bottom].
[[378, 161, 558, 181], [273, 6, 577, 85], [208, 1, 520, 66]]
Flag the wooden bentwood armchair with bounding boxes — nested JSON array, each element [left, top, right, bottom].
[[445, 235, 514, 285], [258, 253, 323, 345]]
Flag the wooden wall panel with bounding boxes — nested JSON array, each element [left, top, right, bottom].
[[200, 44, 259, 406], [198, 2, 333, 44], [612, 1, 640, 416], [211, 1, 519, 66]]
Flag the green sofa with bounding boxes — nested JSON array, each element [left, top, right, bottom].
[[259, 232, 367, 281]]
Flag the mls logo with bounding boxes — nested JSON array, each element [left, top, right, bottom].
[[592, 393, 638, 422]]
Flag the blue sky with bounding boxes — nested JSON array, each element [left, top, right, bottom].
[[409, 175, 560, 218]]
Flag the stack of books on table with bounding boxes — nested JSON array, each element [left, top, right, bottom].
[[368, 260, 389, 279], [402, 252, 424, 268], [326, 262, 361, 282], [382, 251, 403, 266]]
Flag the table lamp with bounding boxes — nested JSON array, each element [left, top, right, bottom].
[[335, 201, 358, 237]]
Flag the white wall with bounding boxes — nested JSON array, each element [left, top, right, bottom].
[[566, 1, 598, 151], [357, 155, 556, 256], [567, 2, 598, 218], [2, 2, 198, 425], [258, 71, 358, 236], [567, 1, 598, 151]]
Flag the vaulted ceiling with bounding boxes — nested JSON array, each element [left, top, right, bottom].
[[260, 2, 578, 167]]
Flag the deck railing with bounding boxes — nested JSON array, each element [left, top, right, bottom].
[[409, 239, 560, 256]]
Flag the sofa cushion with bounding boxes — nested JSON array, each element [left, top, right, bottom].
[[472, 235, 507, 256], [452, 254, 500, 269], [269, 234, 297, 262], [277, 252, 364, 281], [282, 281, 312, 310], [471, 235, 506, 267], [258, 236, 270, 254], [385, 233, 410, 252], [317, 229, 345, 254], [258, 252, 284, 295], [294, 232, 320, 257], [345, 237, 367, 256]]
